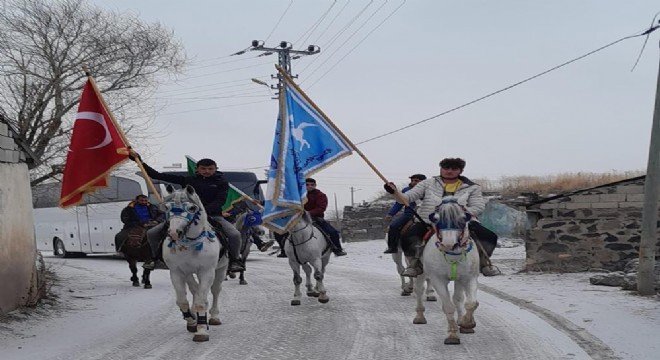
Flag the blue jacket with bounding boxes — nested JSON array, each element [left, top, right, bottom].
[[387, 186, 417, 216]]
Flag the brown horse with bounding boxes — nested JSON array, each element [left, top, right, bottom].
[[116, 226, 154, 289]]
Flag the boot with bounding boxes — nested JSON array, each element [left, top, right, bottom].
[[401, 243, 424, 277], [259, 239, 275, 252], [383, 247, 397, 254], [333, 248, 347, 257], [229, 258, 246, 273], [277, 250, 287, 258]]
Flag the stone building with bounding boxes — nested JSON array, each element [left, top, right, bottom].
[[525, 176, 659, 272], [0, 113, 40, 314]]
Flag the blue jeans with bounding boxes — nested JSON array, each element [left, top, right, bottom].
[[312, 217, 342, 250]]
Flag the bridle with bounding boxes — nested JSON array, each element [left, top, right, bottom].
[[165, 201, 215, 250]]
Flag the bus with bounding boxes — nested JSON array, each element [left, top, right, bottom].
[[32, 171, 265, 257]]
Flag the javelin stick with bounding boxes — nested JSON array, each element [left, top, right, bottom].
[[274, 65, 410, 207], [82, 66, 162, 203]]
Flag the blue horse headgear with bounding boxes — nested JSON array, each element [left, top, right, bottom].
[[243, 210, 263, 227]]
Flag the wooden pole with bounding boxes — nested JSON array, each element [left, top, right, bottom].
[[274, 65, 410, 206], [81, 67, 162, 203], [638, 52, 660, 296]]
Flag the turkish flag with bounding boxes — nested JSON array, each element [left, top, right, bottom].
[[59, 80, 129, 208]]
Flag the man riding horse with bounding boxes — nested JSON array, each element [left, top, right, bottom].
[[384, 157, 500, 277], [115, 194, 163, 252], [128, 150, 246, 273], [383, 173, 426, 254]]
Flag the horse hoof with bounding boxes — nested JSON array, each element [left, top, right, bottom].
[[193, 334, 209, 342], [413, 318, 427, 325], [401, 291, 412, 296], [318, 297, 329, 304], [307, 291, 320, 297], [209, 318, 222, 326], [444, 337, 460, 345], [186, 325, 197, 333], [291, 300, 301, 306], [132, 282, 140, 287], [459, 327, 475, 334], [426, 296, 437, 302], [228, 273, 236, 279], [143, 284, 152, 289], [239, 280, 248, 285]]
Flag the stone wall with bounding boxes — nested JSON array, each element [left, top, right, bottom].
[[525, 177, 659, 272], [341, 202, 389, 242], [0, 118, 38, 314]]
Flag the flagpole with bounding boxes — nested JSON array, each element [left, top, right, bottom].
[[274, 65, 410, 206], [81, 66, 162, 203]]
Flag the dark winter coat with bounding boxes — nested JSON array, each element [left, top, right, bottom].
[[305, 188, 328, 218], [143, 163, 229, 216], [120, 201, 163, 230]]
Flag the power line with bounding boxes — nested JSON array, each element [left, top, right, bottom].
[[306, 0, 407, 89], [355, 25, 660, 145], [265, 0, 295, 43], [302, 0, 392, 83], [294, 1, 337, 47]]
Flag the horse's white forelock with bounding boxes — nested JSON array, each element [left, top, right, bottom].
[[436, 197, 466, 229]]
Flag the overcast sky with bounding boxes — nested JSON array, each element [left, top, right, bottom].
[[94, 0, 659, 209]]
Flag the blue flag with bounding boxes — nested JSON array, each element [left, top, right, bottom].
[[263, 82, 352, 233]]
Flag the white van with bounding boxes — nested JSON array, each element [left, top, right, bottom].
[[32, 172, 265, 257]]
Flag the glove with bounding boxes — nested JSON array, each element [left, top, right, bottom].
[[128, 151, 141, 162], [383, 182, 396, 194]]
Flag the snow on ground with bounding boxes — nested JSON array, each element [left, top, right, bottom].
[[333, 238, 660, 360], [1, 239, 659, 359]]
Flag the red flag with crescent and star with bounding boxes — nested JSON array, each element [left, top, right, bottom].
[[59, 79, 129, 208]]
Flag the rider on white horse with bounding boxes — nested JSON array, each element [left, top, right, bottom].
[[128, 150, 246, 273], [384, 158, 500, 277], [383, 173, 426, 254], [305, 178, 347, 256]]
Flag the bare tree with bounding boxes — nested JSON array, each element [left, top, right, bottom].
[[0, 0, 186, 185]]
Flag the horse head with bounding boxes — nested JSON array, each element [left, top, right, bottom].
[[429, 196, 472, 251], [162, 184, 206, 241]]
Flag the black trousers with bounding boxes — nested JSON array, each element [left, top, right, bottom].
[[400, 222, 430, 257]]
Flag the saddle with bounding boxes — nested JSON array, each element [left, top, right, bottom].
[[126, 226, 148, 248], [311, 223, 335, 252]]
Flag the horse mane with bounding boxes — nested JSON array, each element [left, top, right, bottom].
[[435, 196, 467, 229]]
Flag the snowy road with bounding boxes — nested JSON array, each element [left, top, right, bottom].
[[1, 241, 623, 360]]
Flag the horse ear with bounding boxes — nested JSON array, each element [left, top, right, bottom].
[[166, 184, 174, 194], [185, 185, 195, 195]]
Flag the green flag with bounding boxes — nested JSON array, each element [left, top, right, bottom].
[[186, 155, 197, 176], [223, 184, 251, 212]]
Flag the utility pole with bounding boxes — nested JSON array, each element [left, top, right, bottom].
[[350, 186, 361, 207], [638, 46, 660, 296], [242, 40, 320, 96]]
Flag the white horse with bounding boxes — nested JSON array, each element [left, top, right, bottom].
[[161, 185, 229, 342], [285, 211, 333, 305], [413, 196, 480, 345]]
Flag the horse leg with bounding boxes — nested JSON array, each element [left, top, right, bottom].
[[209, 265, 226, 326], [310, 258, 328, 304], [128, 258, 139, 287], [289, 260, 303, 306], [394, 250, 412, 296], [170, 271, 196, 333], [302, 263, 318, 297], [459, 278, 479, 333], [142, 269, 153, 289], [425, 278, 437, 301], [428, 276, 460, 345], [191, 268, 215, 342], [453, 281, 468, 332], [412, 275, 427, 324], [239, 270, 247, 285]]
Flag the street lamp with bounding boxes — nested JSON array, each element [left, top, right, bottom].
[[251, 78, 276, 98]]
